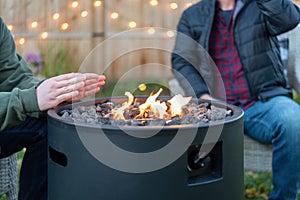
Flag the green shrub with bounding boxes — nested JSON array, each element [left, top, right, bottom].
[[39, 42, 77, 78], [293, 90, 300, 104], [244, 171, 272, 200]]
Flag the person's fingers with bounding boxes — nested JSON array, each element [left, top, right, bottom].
[[56, 90, 80, 102], [55, 81, 85, 97], [54, 73, 105, 102], [54, 73, 105, 89], [52, 73, 81, 81], [98, 80, 105, 86], [84, 79, 100, 87], [83, 87, 100, 97], [50, 73, 85, 88], [84, 73, 101, 80], [55, 76, 86, 89], [98, 75, 106, 86], [84, 82, 99, 90], [72, 85, 101, 101], [84, 79, 105, 89], [98, 75, 106, 81], [82, 75, 105, 92], [84, 74, 105, 82], [81, 73, 101, 88]]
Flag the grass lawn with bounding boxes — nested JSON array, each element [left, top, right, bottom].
[[245, 171, 300, 200], [244, 171, 273, 200]]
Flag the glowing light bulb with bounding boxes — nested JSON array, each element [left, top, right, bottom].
[[31, 21, 38, 29], [52, 12, 60, 20], [19, 38, 26, 45], [149, 0, 158, 6], [41, 32, 48, 39], [186, 3, 193, 8], [94, 0, 102, 7], [138, 84, 147, 91], [71, 1, 79, 8], [170, 2, 178, 10], [61, 22, 69, 31], [128, 21, 137, 29], [147, 27, 156, 34], [7, 24, 14, 31], [81, 10, 88, 18], [166, 30, 175, 38], [110, 12, 119, 19]]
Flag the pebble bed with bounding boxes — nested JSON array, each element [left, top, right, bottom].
[[60, 101, 232, 126]]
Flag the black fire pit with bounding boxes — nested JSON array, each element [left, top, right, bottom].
[[47, 96, 244, 200]]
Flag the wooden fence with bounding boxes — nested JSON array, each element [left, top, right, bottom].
[[0, 0, 300, 81], [0, 0, 201, 81]]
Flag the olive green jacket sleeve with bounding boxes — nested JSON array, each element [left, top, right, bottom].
[[0, 17, 45, 131]]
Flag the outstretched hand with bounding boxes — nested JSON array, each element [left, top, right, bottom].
[[36, 73, 106, 111]]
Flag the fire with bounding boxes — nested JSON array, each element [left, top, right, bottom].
[[112, 88, 192, 120], [168, 94, 192, 117], [112, 92, 134, 120], [136, 88, 167, 119]]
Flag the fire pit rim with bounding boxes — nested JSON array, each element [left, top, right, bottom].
[[47, 96, 244, 131]]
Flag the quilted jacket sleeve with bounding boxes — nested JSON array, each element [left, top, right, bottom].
[[171, 12, 210, 98], [256, 0, 300, 35]]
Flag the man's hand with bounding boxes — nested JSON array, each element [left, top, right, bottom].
[[36, 73, 106, 111]]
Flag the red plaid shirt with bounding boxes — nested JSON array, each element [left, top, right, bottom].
[[209, 6, 254, 110]]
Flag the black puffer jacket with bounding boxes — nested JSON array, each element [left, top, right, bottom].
[[172, 0, 300, 102]]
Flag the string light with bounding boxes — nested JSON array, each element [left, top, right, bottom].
[[147, 27, 156, 34], [31, 21, 38, 29], [19, 38, 26, 45], [170, 2, 178, 10], [81, 10, 88, 18], [110, 12, 119, 20], [40, 32, 48, 39], [94, 0, 102, 7], [52, 12, 60, 20], [71, 1, 79, 8], [9, 1, 185, 43], [185, 3, 193, 8], [128, 21, 137, 29], [60, 22, 70, 31], [166, 30, 175, 38], [7, 24, 14, 31], [149, 0, 158, 6]]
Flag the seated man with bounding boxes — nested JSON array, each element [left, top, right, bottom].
[[172, 0, 300, 199], [0, 17, 106, 199]]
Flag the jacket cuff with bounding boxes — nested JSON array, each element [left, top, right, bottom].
[[19, 86, 41, 113]]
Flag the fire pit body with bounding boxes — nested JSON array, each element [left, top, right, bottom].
[[47, 96, 244, 200]]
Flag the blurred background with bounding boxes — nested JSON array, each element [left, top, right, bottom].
[[0, 0, 204, 96], [1, 0, 300, 97]]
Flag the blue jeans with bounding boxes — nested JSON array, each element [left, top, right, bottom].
[[244, 96, 300, 200], [0, 117, 47, 200]]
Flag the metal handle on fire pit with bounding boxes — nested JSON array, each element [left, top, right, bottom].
[[49, 146, 68, 167], [187, 151, 211, 172]]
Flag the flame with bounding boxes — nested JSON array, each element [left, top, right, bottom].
[[112, 88, 192, 121], [112, 92, 134, 120], [136, 88, 167, 119], [168, 94, 192, 117]]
